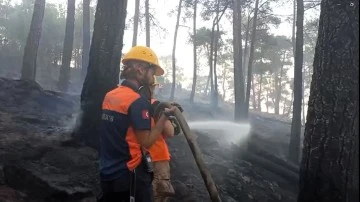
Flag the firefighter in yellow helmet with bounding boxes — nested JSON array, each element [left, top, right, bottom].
[[121, 46, 164, 80], [98, 46, 176, 202]]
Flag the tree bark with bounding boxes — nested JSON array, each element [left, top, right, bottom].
[[292, 0, 296, 57], [58, 0, 76, 92], [190, 0, 197, 103], [221, 64, 227, 100], [298, 1, 359, 201], [21, 0, 46, 81], [245, 0, 259, 118], [257, 73, 263, 112], [170, 0, 183, 100], [145, 0, 150, 47], [72, 0, 128, 149], [274, 70, 280, 114], [233, 0, 246, 121], [210, 1, 227, 107], [209, 25, 215, 102], [205, 71, 210, 95], [243, 14, 251, 82], [288, 0, 304, 164], [301, 68, 306, 124], [132, 0, 140, 47], [287, 88, 294, 116], [82, 0, 90, 80]]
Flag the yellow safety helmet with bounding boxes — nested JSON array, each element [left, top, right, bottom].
[[122, 46, 164, 76]]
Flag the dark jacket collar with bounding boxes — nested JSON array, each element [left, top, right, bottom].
[[121, 80, 139, 92]]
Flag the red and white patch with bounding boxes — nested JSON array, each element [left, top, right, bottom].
[[142, 110, 150, 119]]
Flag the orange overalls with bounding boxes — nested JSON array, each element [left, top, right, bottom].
[[148, 99, 175, 202]]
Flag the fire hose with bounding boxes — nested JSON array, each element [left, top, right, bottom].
[[155, 102, 222, 202]]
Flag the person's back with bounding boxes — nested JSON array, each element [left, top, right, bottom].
[[99, 80, 154, 202], [100, 82, 145, 181]]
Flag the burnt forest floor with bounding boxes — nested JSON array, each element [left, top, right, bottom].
[[0, 78, 300, 202]]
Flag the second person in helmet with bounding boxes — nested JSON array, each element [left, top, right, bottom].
[[145, 76, 177, 202]]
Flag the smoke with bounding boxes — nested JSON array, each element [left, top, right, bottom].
[[62, 109, 83, 134], [188, 121, 252, 147]]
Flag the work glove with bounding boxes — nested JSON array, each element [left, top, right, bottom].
[[150, 101, 182, 136], [171, 117, 181, 136], [152, 101, 171, 120]]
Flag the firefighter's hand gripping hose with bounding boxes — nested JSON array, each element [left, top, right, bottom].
[[151, 101, 182, 135], [154, 102, 222, 202]]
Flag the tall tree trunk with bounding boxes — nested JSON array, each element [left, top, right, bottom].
[[278, 60, 284, 114], [170, 0, 183, 100], [233, 0, 246, 121], [190, 0, 197, 103], [245, 0, 259, 118], [82, 0, 90, 80], [301, 68, 306, 124], [287, 88, 294, 116], [205, 72, 210, 95], [209, 25, 215, 101], [282, 97, 286, 115], [275, 51, 286, 115], [257, 73, 262, 112], [209, 1, 223, 101], [213, 22, 220, 107], [58, 0, 76, 92], [132, 0, 140, 46], [251, 75, 257, 110], [289, 0, 304, 164], [145, 0, 150, 47], [290, 0, 296, 116], [211, 0, 227, 107], [298, 1, 359, 201], [73, 0, 128, 150], [221, 65, 227, 100], [21, 0, 45, 81], [243, 14, 251, 82], [204, 45, 210, 95], [274, 70, 280, 113], [292, 0, 296, 57], [74, 49, 78, 69]]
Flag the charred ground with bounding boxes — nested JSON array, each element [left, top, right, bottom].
[[0, 78, 300, 202]]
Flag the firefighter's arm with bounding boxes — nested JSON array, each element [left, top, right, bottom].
[[162, 120, 175, 138], [129, 97, 175, 149], [134, 115, 170, 149]]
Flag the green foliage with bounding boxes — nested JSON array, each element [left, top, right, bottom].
[[253, 33, 292, 74], [189, 26, 224, 54]]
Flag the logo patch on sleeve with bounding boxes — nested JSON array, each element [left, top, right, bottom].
[[142, 110, 150, 119]]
